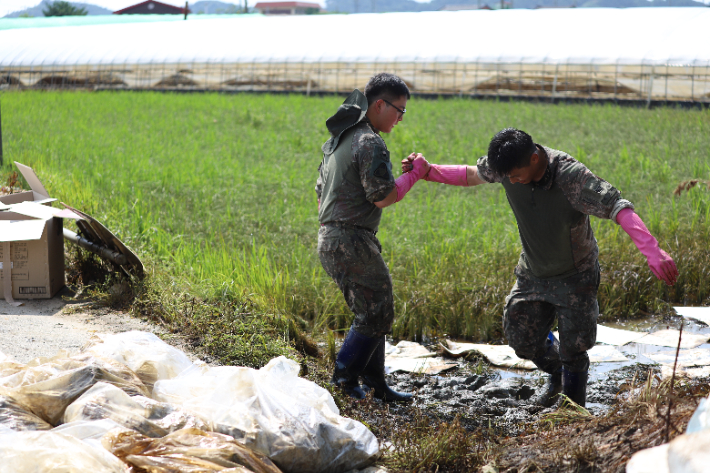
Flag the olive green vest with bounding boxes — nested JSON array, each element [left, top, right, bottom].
[[503, 179, 595, 279], [318, 125, 384, 232]]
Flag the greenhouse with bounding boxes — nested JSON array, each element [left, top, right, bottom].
[[1, 7, 709, 103]]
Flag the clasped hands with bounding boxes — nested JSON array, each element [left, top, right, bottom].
[[401, 153, 431, 179]]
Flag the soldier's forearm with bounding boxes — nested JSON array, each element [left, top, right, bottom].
[[374, 188, 398, 209], [466, 165, 487, 186]]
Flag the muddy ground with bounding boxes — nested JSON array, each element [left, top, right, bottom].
[[333, 346, 709, 473]]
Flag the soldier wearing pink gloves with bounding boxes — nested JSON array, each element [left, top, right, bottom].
[[403, 128, 678, 408]]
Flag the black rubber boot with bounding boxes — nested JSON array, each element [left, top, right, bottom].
[[530, 332, 563, 407], [331, 328, 380, 400], [361, 337, 413, 402], [562, 367, 588, 408]]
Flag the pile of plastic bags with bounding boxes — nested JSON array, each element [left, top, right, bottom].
[[0, 331, 379, 473]]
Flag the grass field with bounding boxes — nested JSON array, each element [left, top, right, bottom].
[[2, 91, 709, 345]]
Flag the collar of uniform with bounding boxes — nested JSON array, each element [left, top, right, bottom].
[[532, 145, 557, 190]]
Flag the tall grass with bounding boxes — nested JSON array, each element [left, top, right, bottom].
[[2, 91, 709, 342]]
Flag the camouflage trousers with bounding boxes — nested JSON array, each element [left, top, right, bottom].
[[318, 224, 395, 339], [503, 261, 600, 373]]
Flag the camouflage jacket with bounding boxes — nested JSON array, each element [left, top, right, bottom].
[[315, 90, 395, 232], [477, 146, 633, 279]]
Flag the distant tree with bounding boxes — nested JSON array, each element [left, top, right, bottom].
[[42, 1, 88, 16], [18, 12, 34, 17]]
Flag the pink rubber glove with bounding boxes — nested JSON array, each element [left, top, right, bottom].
[[617, 208, 678, 285], [394, 156, 429, 202], [424, 164, 469, 186]]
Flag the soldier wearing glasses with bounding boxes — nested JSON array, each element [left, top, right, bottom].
[[316, 73, 428, 401]]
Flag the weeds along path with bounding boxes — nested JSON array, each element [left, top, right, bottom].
[[2, 91, 710, 343]]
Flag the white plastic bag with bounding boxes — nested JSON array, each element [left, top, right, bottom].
[[0, 352, 148, 426], [668, 430, 710, 473], [686, 397, 710, 434], [52, 418, 128, 440], [0, 430, 129, 473], [82, 331, 194, 391], [103, 427, 283, 473], [153, 356, 379, 473], [625, 443, 669, 473], [64, 381, 208, 437], [0, 394, 52, 431]]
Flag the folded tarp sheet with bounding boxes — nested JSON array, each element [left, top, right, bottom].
[[636, 329, 709, 349], [675, 307, 710, 327]]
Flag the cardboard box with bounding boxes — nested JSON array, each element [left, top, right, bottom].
[[0, 163, 64, 303]]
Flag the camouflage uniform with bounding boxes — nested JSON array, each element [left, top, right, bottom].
[[477, 146, 633, 373], [316, 90, 396, 339]]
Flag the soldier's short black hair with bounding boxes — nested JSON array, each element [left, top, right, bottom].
[[364, 73, 410, 106], [487, 128, 537, 175]]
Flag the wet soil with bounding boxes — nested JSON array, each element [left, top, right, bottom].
[[327, 333, 710, 473]]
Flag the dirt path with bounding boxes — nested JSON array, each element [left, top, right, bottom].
[[0, 289, 167, 363]]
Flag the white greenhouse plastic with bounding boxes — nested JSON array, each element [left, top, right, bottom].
[[1, 7, 709, 102]]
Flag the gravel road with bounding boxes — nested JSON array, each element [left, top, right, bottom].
[[0, 289, 166, 363]]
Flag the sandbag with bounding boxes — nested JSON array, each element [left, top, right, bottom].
[[64, 381, 208, 437], [0, 351, 25, 383], [0, 394, 52, 431], [667, 429, 710, 473], [686, 396, 710, 434], [154, 356, 379, 473], [0, 430, 129, 473], [103, 427, 283, 473], [625, 443, 669, 473], [52, 418, 128, 440], [82, 331, 194, 391], [0, 352, 148, 426]]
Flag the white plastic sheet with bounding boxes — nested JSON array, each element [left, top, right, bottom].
[[646, 348, 710, 368], [635, 330, 709, 349], [587, 345, 629, 363], [596, 325, 647, 347], [385, 341, 458, 375], [153, 356, 379, 473], [442, 341, 536, 370], [1, 8, 710, 66], [675, 307, 710, 326], [0, 430, 129, 473]]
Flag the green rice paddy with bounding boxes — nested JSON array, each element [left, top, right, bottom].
[[2, 91, 709, 342]]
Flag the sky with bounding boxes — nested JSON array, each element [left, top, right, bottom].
[[1, 0, 709, 18]]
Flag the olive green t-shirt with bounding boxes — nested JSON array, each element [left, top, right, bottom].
[[477, 146, 633, 279]]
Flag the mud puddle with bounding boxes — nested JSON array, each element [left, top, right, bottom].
[[380, 315, 709, 437]]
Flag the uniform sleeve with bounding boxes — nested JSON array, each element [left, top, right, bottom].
[[353, 132, 396, 203], [557, 157, 634, 222], [475, 155, 504, 184]]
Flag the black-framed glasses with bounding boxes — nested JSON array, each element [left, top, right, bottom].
[[382, 99, 406, 116]]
